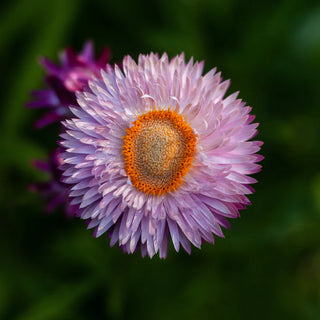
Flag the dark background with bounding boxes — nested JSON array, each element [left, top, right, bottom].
[[1, 0, 320, 319]]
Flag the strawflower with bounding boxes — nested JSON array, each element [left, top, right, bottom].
[[59, 53, 263, 258]]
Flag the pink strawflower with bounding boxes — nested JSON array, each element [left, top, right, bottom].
[[27, 41, 110, 128], [60, 53, 263, 258]]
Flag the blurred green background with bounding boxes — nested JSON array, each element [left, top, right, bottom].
[[1, 0, 320, 319]]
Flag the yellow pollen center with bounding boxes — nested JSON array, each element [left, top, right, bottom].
[[122, 109, 197, 196]]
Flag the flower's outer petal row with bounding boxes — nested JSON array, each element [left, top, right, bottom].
[[60, 53, 262, 258]]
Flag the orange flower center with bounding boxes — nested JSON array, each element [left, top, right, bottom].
[[122, 109, 197, 196]]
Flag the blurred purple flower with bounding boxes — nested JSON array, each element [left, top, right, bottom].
[[30, 149, 78, 217], [59, 53, 263, 258], [27, 41, 110, 128], [28, 41, 110, 216]]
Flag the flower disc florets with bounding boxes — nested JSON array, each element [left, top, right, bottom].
[[122, 109, 197, 196], [60, 52, 263, 258]]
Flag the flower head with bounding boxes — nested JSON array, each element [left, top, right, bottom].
[[60, 53, 263, 258], [27, 41, 110, 128]]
